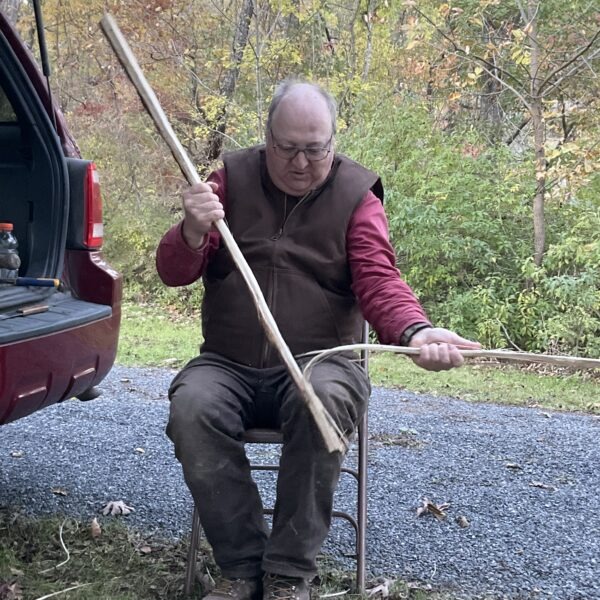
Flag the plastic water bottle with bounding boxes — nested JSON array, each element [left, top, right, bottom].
[[0, 222, 21, 280]]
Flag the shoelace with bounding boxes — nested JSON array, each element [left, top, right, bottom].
[[265, 576, 301, 600]]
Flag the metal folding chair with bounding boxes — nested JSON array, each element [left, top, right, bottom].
[[184, 324, 370, 595]]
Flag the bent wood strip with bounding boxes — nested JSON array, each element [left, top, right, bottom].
[[99, 13, 346, 453], [302, 344, 600, 379]]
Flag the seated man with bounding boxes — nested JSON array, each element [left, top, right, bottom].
[[156, 78, 480, 600]]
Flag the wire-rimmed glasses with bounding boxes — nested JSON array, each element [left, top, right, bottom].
[[270, 129, 333, 162]]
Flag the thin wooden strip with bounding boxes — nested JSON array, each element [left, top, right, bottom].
[[302, 344, 600, 379]]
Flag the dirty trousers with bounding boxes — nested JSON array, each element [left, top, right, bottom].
[[166, 351, 370, 580]]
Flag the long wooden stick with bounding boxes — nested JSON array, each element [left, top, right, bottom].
[[99, 13, 346, 453], [302, 344, 600, 379]]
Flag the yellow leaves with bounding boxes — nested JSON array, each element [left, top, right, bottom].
[[438, 3, 464, 18], [512, 29, 526, 42], [511, 47, 531, 66]]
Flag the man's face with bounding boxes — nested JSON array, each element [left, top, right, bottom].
[[265, 88, 335, 197]]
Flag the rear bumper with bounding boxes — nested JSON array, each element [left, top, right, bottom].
[[0, 250, 122, 424], [0, 309, 121, 423]]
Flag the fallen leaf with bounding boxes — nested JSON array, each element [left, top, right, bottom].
[[139, 545, 152, 554], [90, 517, 102, 538], [366, 578, 395, 597], [9, 451, 23, 458], [456, 515, 470, 528], [530, 481, 557, 492], [0, 581, 23, 600], [134, 448, 145, 454], [120, 378, 131, 383], [51, 487, 68, 496], [416, 497, 450, 520], [101, 500, 135, 516]]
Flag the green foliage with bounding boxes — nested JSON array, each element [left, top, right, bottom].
[[340, 97, 599, 357], [73, 112, 205, 313], [15, 0, 596, 358]]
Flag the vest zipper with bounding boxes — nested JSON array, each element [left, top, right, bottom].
[[273, 191, 310, 240], [262, 191, 311, 365]]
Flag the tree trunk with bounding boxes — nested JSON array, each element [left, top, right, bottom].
[[479, 23, 503, 135], [531, 99, 546, 266], [0, 0, 21, 25], [206, 0, 254, 162], [528, 0, 546, 266], [361, 0, 376, 81]]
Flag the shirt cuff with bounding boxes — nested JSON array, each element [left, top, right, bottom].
[[178, 221, 209, 252]]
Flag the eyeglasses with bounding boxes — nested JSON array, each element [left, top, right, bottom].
[[269, 129, 333, 162]]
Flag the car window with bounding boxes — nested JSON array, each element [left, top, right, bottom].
[[0, 84, 17, 122]]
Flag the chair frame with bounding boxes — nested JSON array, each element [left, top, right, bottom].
[[184, 324, 369, 595]]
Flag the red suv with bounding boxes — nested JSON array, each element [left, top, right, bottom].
[[0, 10, 122, 424]]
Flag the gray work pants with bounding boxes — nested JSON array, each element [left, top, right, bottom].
[[166, 351, 370, 580]]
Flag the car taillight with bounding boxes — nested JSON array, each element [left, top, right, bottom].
[[84, 163, 104, 249]]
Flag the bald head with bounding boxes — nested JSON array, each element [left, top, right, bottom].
[[265, 80, 337, 196], [267, 80, 337, 135]]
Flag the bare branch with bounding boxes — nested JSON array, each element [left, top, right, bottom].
[[505, 116, 531, 145], [538, 29, 600, 94], [414, 6, 525, 89], [443, 48, 533, 111]]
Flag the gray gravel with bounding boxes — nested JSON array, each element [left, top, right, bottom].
[[1, 365, 599, 600]]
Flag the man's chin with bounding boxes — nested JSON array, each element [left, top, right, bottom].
[[285, 180, 312, 196]]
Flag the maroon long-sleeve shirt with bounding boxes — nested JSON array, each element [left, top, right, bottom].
[[156, 168, 430, 345]]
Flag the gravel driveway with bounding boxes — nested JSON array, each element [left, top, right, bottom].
[[0, 365, 598, 600]]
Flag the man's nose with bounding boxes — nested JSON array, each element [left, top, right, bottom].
[[292, 150, 309, 168]]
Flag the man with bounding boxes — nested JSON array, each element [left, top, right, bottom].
[[156, 79, 480, 600]]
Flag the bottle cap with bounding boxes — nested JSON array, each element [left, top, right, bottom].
[[0, 223, 14, 231]]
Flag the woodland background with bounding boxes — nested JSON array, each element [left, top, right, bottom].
[[3, 0, 599, 358]]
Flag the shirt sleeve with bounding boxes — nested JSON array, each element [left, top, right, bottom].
[[155, 169, 226, 286], [348, 190, 431, 344]]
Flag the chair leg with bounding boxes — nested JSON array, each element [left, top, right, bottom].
[[356, 414, 368, 593], [184, 505, 201, 596]]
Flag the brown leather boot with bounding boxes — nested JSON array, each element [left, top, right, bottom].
[[262, 573, 310, 600], [203, 577, 262, 600]]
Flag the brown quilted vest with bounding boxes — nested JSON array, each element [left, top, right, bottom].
[[200, 145, 383, 367]]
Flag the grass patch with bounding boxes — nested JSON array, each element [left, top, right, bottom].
[[118, 302, 600, 414], [0, 509, 195, 599], [0, 511, 450, 599], [117, 303, 201, 368], [369, 353, 600, 414]]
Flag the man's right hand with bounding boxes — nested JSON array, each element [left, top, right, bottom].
[[181, 181, 225, 249]]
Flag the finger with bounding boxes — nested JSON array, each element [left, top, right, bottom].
[[451, 334, 482, 348], [448, 345, 465, 367]]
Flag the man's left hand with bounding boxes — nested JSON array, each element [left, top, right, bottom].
[[408, 327, 481, 372]]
